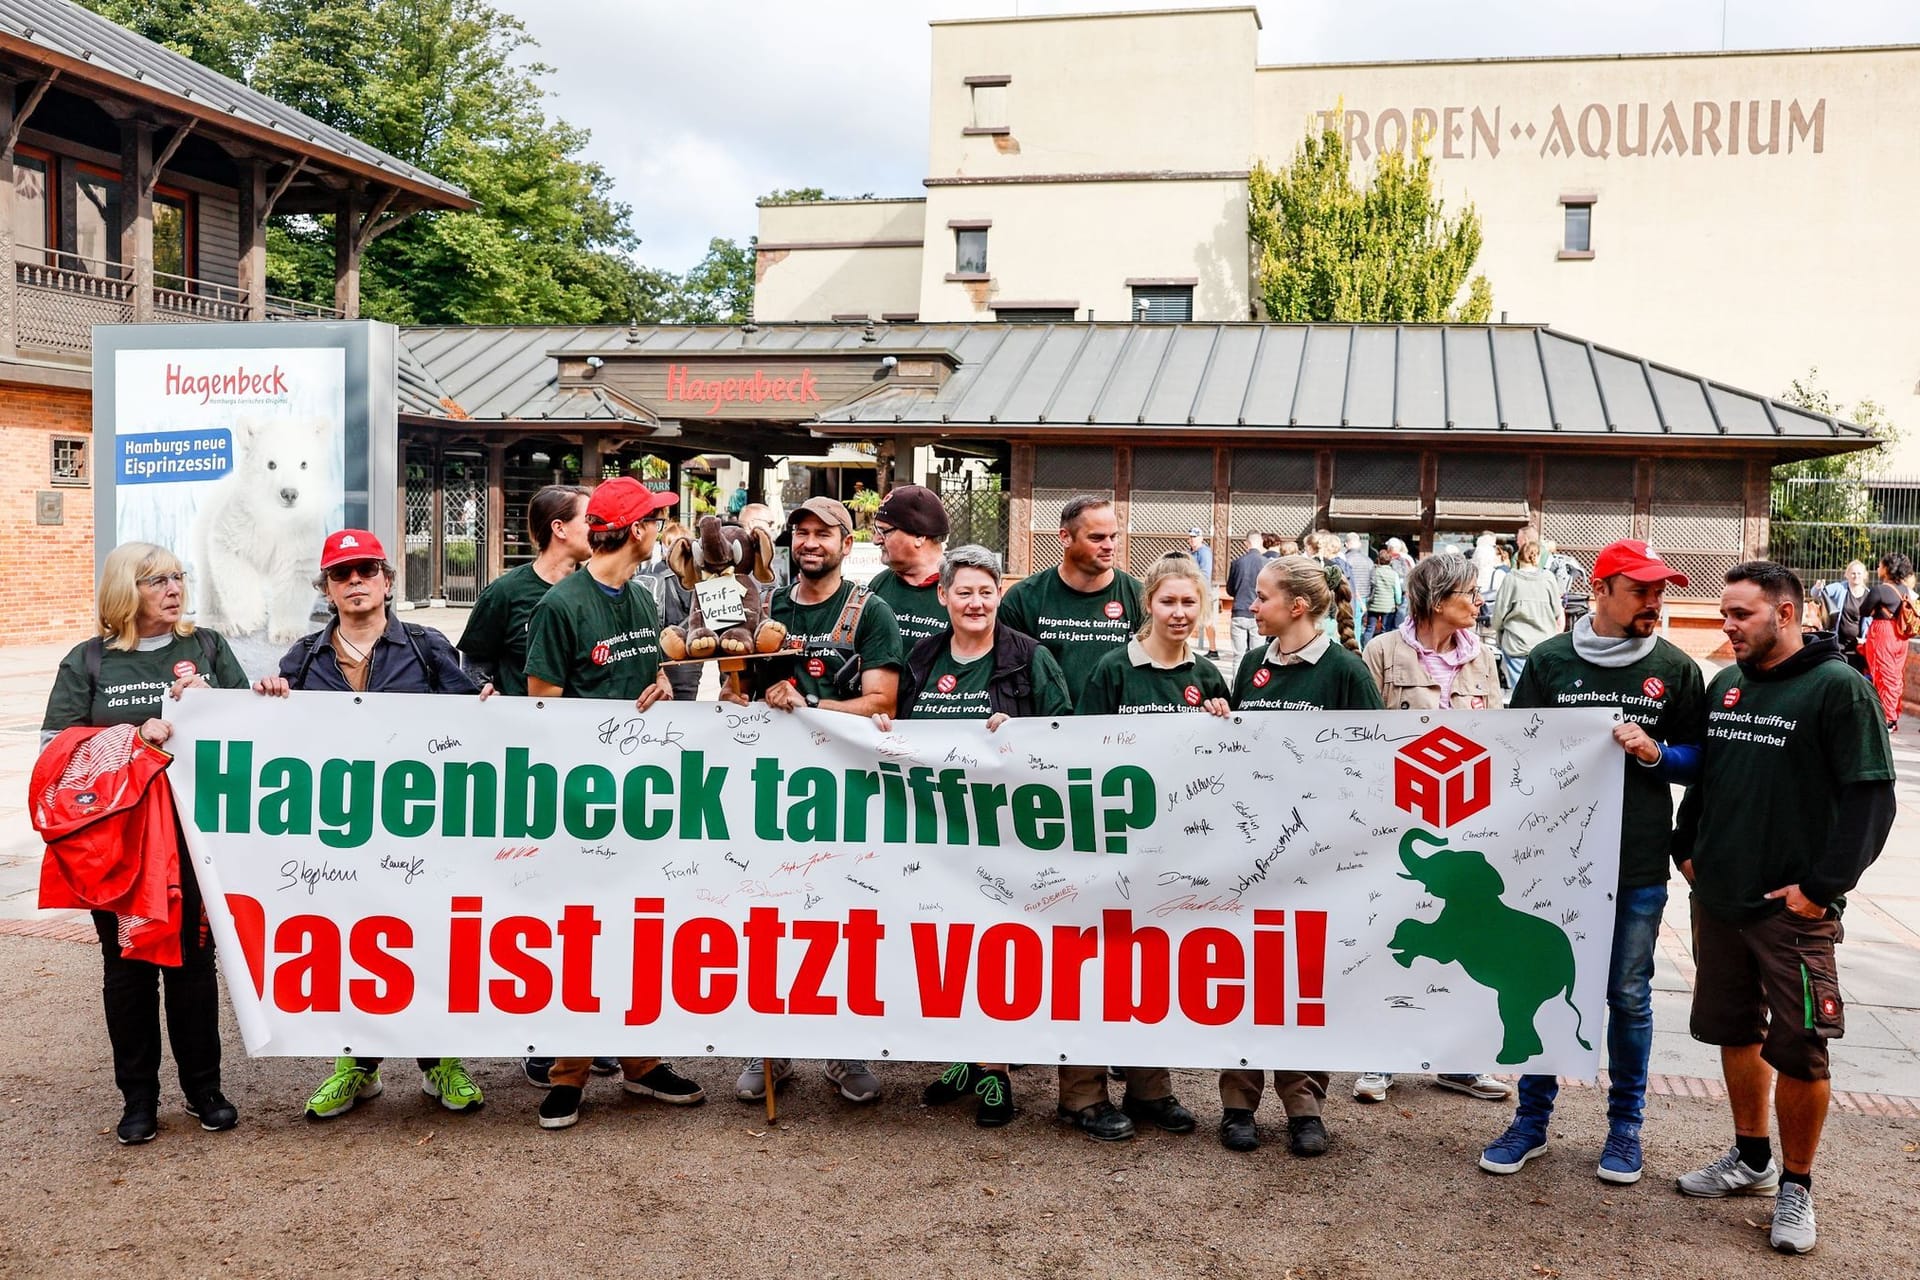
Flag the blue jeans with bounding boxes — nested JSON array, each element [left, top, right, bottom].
[[1514, 880, 1668, 1127], [1499, 649, 1527, 690]]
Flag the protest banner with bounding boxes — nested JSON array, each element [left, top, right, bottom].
[[165, 691, 1623, 1075]]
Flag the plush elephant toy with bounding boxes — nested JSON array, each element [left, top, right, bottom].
[[1388, 828, 1592, 1065], [660, 515, 787, 661]]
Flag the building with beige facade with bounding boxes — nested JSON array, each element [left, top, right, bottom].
[[755, 5, 1919, 472]]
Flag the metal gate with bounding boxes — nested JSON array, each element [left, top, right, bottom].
[[400, 445, 489, 605], [938, 470, 1009, 558]]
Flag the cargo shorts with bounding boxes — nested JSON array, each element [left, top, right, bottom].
[[1689, 900, 1845, 1083]]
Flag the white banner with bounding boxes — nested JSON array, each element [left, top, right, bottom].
[[165, 692, 1623, 1075]]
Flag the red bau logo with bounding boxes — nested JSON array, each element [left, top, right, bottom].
[[1182, 685, 1202, 706], [1722, 687, 1741, 708], [590, 642, 612, 667], [1394, 725, 1491, 829], [1642, 677, 1666, 699], [1103, 600, 1124, 620], [1251, 667, 1272, 688], [805, 657, 827, 678], [172, 661, 198, 680], [936, 673, 958, 693]]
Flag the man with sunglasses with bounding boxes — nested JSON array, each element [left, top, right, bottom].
[[522, 476, 705, 1127], [255, 529, 487, 1122]]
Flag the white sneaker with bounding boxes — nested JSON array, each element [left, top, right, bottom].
[[1769, 1182, 1817, 1254], [824, 1059, 881, 1103], [1676, 1145, 1781, 1198], [1352, 1072, 1393, 1103], [1436, 1072, 1514, 1101], [734, 1058, 793, 1102]]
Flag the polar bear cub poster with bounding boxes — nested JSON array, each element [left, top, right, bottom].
[[192, 415, 333, 643]]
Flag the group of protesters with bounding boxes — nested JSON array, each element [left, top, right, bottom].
[[41, 476, 1899, 1257]]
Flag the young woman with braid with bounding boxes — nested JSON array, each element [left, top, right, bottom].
[[1217, 555, 1376, 1157]]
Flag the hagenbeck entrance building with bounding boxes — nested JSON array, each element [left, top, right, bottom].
[[752, 6, 1919, 472], [393, 319, 1875, 653]]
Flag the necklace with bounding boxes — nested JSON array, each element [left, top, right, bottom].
[[335, 629, 370, 663]]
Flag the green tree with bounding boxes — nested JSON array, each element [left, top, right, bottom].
[[1768, 369, 1900, 580], [83, 0, 650, 324], [1249, 122, 1491, 323]]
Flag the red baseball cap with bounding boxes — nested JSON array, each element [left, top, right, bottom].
[[319, 528, 387, 570], [1592, 539, 1689, 587], [586, 476, 677, 528]]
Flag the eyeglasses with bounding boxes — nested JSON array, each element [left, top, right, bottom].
[[1448, 588, 1485, 602], [325, 560, 384, 583], [872, 523, 896, 539], [137, 571, 187, 589]]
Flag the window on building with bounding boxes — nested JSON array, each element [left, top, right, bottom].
[[13, 150, 49, 260], [1560, 195, 1594, 259], [994, 306, 1076, 323], [50, 435, 88, 487], [955, 227, 988, 276], [966, 75, 1011, 133], [1130, 284, 1194, 322], [153, 188, 192, 282], [71, 165, 122, 274]]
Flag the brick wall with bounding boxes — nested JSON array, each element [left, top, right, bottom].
[[0, 383, 95, 647]]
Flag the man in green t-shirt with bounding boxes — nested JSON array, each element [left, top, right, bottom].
[[521, 476, 704, 1130], [1477, 539, 1706, 1188], [1670, 562, 1895, 1256], [865, 483, 950, 647], [738, 495, 903, 1108], [999, 495, 1145, 693]]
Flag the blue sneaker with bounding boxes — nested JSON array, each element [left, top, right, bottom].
[[1478, 1115, 1549, 1175], [1597, 1124, 1644, 1185]]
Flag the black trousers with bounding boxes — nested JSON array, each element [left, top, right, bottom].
[[92, 859, 221, 1105]]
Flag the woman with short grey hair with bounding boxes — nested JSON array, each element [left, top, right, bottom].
[[1355, 551, 1509, 1106]]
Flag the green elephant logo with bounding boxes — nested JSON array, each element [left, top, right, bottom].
[[1388, 828, 1592, 1065]]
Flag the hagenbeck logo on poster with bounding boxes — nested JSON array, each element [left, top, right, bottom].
[[1393, 725, 1490, 829]]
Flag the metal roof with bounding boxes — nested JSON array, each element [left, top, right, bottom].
[[0, 0, 470, 206], [813, 322, 1874, 450], [395, 322, 1876, 458]]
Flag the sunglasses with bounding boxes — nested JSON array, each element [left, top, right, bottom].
[[137, 571, 187, 589], [325, 560, 385, 583]]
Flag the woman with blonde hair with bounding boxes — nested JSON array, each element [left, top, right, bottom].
[[1067, 553, 1229, 1140], [1217, 554, 1380, 1157], [1491, 533, 1564, 689], [41, 542, 248, 1144]]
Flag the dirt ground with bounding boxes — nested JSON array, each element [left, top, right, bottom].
[[3, 935, 1917, 1279]]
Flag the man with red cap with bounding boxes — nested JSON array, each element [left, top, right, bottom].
[[521, 476, 705, 1127], [1479, 539, 1706, 1187], [253, 528, 488, 1122], [865, 483, 950, 647]]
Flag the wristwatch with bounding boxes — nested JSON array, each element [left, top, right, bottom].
[[804, 692, 820, 708]]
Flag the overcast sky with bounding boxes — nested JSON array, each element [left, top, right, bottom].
[[496, 1, 1920, 271]]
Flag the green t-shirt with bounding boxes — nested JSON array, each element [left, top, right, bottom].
[[523, 567, 663, 701], [908, 643, 1075, 720], [912, 648, 996, 719], [457, 562, 562, 696], [1509, 633, 1707, 888], [1078, 641, 1230, 715], [1230, 641, 1384, 713], [1685, 654, 1895, 922], [43, 630, 248, 733], [999, 567, 1146, 695], [770, 579, 903, 704], [865, 567, 948, 648]]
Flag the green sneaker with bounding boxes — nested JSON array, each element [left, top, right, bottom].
[[306, 1057, 382, 1120], [421, 1058, 484, 1112]]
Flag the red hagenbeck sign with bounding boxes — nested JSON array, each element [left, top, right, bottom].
[[664, 365, 821, 416], [220, 896, 1330, 1029]]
